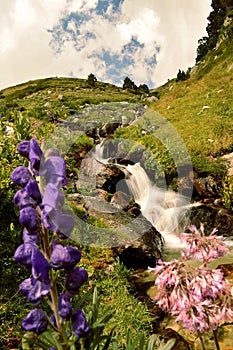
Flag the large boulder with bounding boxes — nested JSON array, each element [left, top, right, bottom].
[[78, 157, 125, 193], [68, 193, 163, 268]]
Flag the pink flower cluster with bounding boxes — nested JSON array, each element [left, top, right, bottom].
[[151, 225, 233, 334], [180, 225, 229, 263]]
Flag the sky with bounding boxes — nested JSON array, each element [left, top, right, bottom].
[[0, 0, 212, 90]]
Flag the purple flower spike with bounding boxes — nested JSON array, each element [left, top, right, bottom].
[[11, 166, 32, 187], [44, 156, 67, 187], [17, 140, 30, 158], [65, 267, 88, 294], [58, 293, 72, 321], [29, 138, 45, 176], [14, 243, 37, 268], [19, 207, 39, 231], [22, 309, 48, 334], [50, 244, 81, 270], [72, 309, 91, 338], [31, 249, 50, 283], [19, 278, 51, 305]]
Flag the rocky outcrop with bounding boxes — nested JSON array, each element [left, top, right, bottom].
[[68, 193, 163, 268], [193, 173, 222, 198], [188, 203, 233, 236], [78, 157, 125, 193]]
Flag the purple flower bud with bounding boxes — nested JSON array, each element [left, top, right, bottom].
[[64, 246, 81, 269], [17, 140, 30, 158], [42, 209, 74, 238], [44, 156, 67, 187], [65, 267, 88, 294], [58, 293, 72, 321], [42, 183, 65, 211], [29, 138, 45, 176], [25, 180, 42, 204], [50, 244, 81, 270], [19, 207, 39, 231], [11, 166, 32, 187], [50, 244, 65, 269], [14, 243, 37, 268], [31, 249, 50, 284], [22, 309, 48, 334], [19, 278, 51, 305], [72, 309, 91, 338], [14, 189, 37, 208], [23, 228, 40, 245]]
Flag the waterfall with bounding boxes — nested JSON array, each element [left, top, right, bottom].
[[91, 141, 109, 164], [91, 141, 196, 249], [124, 163, 195, 249]]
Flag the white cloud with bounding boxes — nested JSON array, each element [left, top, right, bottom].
[[0, 0, 212, 90]]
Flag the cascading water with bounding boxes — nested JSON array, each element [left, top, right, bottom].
[[90, 140, 197, 250], [125, 163, 193, 249]]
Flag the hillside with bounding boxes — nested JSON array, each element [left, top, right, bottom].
[[0, 9, 232, 196]]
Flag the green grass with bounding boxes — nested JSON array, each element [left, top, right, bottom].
[[116, 30, 233, 181]]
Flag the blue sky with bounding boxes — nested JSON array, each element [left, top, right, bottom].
[[0, 0, 211, 90]]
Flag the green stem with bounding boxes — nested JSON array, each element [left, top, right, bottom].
[[199, 335, 206, 350], [42, 228, 69, 350], [213, 329, 220, 350], [50, 277, 69, 350]]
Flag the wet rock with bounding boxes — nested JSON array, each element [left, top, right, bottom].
[[68, 192, 163, 265], [188, 203, 233, 236], [79, 157, 125, 193], [110, 191, 131, 209], [99, 121, 121, 137], [193, 175, 222, 197]]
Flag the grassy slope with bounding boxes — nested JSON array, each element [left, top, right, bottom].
[[146, 17, 233, 175], [0, 77, 142, 120]]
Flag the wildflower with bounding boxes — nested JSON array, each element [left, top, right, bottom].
[[44, 156, 67, 187], [65, 267, 88, 294], [12, 138, 90, 345], [72, 309, 91, 338], [19, 278, 50, 305], [58, 293, 72, 321], [17, 140, 30, 158], [22, 309, 48, 334], [50, 243, 81, 270], [14, 243, 37, 268], [41, 183, 65, 211], [180, 225, 229, 263], [29, 138, 45, 176], [19, 207, 39, 231], [11, 166, 32, 187], [31, 249, 50, 283]]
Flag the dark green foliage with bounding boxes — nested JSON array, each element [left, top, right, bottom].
[[138, 84, 149, 93], [196, 0, 232, 62], [123, 77, 137, 90], [176, 68, 191, 82], [87, 73, 97, 87]]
